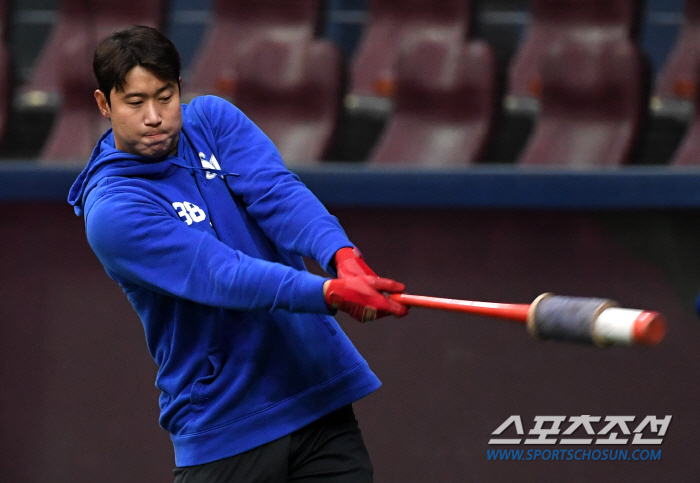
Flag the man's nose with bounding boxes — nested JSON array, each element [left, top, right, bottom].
[[144, 101, 162, 126]]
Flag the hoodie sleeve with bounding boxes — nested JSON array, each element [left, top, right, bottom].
[[196, 96, 352, 273], [85, 189, 332, 314]]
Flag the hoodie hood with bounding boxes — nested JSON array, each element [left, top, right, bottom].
[[68, 129, 179, 216], [68, 108, 239, 217]]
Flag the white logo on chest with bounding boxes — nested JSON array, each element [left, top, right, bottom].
[[199, 152, 221, 180]]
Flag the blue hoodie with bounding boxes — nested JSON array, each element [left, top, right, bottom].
[[68, 95, 381, 467]]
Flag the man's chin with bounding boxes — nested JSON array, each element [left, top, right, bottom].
[[143, 148, 170, 159]]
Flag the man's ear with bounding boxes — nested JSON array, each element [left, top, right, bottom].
[[94, 90, 111, 119]]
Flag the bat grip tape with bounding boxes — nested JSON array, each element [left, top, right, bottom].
[[526, 293, 618, 347]]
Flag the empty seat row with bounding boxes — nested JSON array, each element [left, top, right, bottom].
[[2, 0, 700, 166]]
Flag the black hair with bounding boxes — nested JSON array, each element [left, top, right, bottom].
[[93, 25, 181, 105]]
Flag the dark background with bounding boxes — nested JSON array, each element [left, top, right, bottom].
[[2, 202, 698, 482]]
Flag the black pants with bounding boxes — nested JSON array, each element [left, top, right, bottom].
[[172, 405, 373, 483]]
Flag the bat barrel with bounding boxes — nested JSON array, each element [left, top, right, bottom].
[[527, 293, 666, 346]]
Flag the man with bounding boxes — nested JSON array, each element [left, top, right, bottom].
[[68, 26, 408, 482]]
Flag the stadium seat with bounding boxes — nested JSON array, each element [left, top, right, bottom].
[[233, 38, 342, 164], [518, 36, 645, 166], [185, 0, 320, 102], [369, 39, 497, 166], [652, 0, 700, 109], [670, 66, 700, 165], [507, 0, 640, 104], [39, 34, 109, 162], [18, 0, 166, 110], [347, 0, 471, 114]]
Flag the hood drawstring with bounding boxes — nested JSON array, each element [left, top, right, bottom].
[[166, 158, 240, 179]]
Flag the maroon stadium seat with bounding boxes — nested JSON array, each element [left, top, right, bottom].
[[347, 0, 471, 110], [40, 34, 109, 162], [18, 0, 166, 109], [670, 66, 700, 165], [507, 0, 640, 100], [185, 0, 320, 102], [369, 39, 497, 166], [653, 0, 700, 103], [518, 36, 644, 166], [234, 38, 342, 164]]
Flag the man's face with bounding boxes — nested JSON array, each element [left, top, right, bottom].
[[95, 66, 182, 158]]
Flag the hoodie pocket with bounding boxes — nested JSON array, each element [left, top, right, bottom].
[[315, 314, 337, 336], [190, 351, 223, 411]]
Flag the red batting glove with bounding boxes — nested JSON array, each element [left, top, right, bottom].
[[324, 276, 409, 323], [334, 247, 377, 278]]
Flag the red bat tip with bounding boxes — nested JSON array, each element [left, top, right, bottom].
[[633, 311, 666, 346]]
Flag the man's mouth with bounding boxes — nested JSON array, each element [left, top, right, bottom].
[[143, 132, 168, 144]]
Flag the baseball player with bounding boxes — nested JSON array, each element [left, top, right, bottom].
[[68, 25, 408, 482]]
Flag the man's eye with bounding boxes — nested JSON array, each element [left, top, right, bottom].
[[129, 101, 143, 106], [160, 96, 172, 102]]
